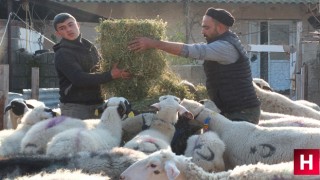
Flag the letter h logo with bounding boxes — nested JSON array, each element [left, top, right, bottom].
[[294, 149, 320, 175]]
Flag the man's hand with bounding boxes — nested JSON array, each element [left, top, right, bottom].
[[111, 63, 131, 79], [128, 37, 155, 52]]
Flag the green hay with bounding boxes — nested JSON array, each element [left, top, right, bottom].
[[96, 18, 206, 111], [97, 18, 167, 101]]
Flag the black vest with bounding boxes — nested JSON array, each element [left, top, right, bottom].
[[203, 31, 260, 113]]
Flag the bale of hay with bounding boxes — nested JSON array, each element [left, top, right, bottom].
[[97, 18, 167, 101]]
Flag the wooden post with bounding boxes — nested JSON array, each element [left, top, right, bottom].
[[31, 67, 39, 100], [0, 65, 9, 130]]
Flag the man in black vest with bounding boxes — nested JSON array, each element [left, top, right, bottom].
[[128, 7, 260, 124]]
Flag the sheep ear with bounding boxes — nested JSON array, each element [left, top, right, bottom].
[[178, 105, 194, 119], [164, 160, 180, 180], [26, 104, 35, 109], [4, 105, 12, 113], [151, 103, 160, 110]]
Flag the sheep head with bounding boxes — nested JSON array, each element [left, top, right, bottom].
[[120, 149, 189, 180], [99, 97, 131, 120], [151, 95, 193, 124], [21, 106, 57, 125], [5, 98, 33, 116]]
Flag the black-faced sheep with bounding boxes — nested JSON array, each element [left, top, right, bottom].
[[46, 97, 131, 157], [0, 105, 57, 157], [4, 98, 45, 129]]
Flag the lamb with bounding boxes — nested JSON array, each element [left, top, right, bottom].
[[20, 103, 108, 155], [296, 99, 320, 111], [259, 110, 294, 120], [252, 77, 273, 91], [180, 98, 320, 169], [120, 149, 319, 180], [46, 97, 131, 157], [259, 116, 320, 128], [184, 131, 225, 172], [4, 98, 45, 129], [253, 82, 320, 119], [20, 116, 93, 155], [124, 95, 193, 154], [253, 78, 320, 112], [0, 147, 146, 180], [0, 105, 57, 157], [12, 169, 109, 180]]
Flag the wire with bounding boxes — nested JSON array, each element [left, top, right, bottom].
[[0, 12, 13, 47], [10, 12, 55, 45]]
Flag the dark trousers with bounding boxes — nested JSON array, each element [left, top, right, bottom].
[[223, 105, 261, 124], [59, 103, 100, 120]]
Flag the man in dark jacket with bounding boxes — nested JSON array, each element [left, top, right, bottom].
[[128, 7, 260, 124], [53, 13, 130, 119]]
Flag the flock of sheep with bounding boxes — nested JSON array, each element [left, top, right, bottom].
[[1, 78, 320, 179]]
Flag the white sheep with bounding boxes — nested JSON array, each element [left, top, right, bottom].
[[184, 131, 225, 172], [120, 149, 319, 180], [4, 98, 45, 129], [252, 77, 273, 91], [180, 98, 320, 169], [12, 169, 109, 180], [253, 82, 320, 119], [253, 78, 320, 112], [0, 105, 57, 157], [296, 99, 320, 111], [20, 116, 97, 155], [259, 110, 294, 120], [122, 112, 157, 143], [46, 97, 131, 157], [259, 116, 320, 128], [20, 102, 108, 155], [0, 147, 146, 180], [123, 95, 192, 154]]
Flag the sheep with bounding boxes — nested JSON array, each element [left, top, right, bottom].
[[253, 82, 320, 119], [0, 105, 57, 157], [259, 116, 320, 128], [20, 102, 108, 155], [120, 149, 319, 180], [20, 116, 95, 155], [170, 114, 203, 155], [184, 131, 225, 172], [180, 98, 320, 169], [123, 95, 193, 154], [0, 147, 146, 180], [252, 77, 273, 91], [46, 97, 131, 157], [259, 110, 294, 120], [4, 98, 45, 129], [253, 78, 320, 112], [12, 169, 109, 180], [121, 112, 157, 143], [296, 99, 320, 111]]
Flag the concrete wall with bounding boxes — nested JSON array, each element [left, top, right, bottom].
[[170, 65, 206, 86], [301, 41, 320, 105]]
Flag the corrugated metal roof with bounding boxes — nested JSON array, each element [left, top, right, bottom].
[[53, 0, 318, 4]]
